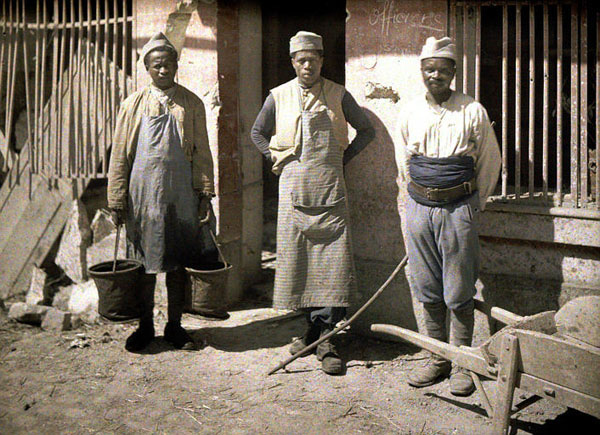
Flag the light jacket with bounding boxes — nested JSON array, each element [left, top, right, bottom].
[[107, 84, 214, 210]]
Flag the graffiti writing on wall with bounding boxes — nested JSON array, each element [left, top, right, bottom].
[[368, 0, 444, 37]]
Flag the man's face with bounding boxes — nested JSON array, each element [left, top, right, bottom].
[[291, 50, 323, 87], [146, 50, 178, 90], [420, 58, 456, 96]]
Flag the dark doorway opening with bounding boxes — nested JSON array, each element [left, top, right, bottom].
[[260, 1, 346, 206]]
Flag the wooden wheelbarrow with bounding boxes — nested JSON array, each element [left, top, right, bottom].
[[371, 298, 600, 434]]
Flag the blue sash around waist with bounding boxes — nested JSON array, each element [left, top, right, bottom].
[[408, 155, 475, 206]]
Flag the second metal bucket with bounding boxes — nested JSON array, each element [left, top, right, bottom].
[[88, 259, 143, 322]]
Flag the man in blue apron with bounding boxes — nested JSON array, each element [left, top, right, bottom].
[[107, 32, 217, 352], [251, 31, 374, 375], [395, 37, 501, 395]]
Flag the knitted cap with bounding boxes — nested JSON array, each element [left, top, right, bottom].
[[289, 31, 323, 55], [419, 36, 457, 62]]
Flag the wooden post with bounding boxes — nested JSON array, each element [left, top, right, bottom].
[[463, 4, 468, 96], [596, 9, 599, 209], [93, 0, 100, 176], [50, 0, 59, 178], [40, 0, 48, 175], [84, 0, 92, 177], [66, 0, 75, 177], [112, 0, 118, 132], [103, 0, 109, 173]]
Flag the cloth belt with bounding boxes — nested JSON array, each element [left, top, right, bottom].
[[409, 178, 477, 202]]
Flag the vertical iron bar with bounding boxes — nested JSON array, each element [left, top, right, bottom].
[[103, 0, 109, 173], [543, 3, 549, 200], [112, 0, 117, 132], [596, 9, 599, 209], [33, 0, 40, 174], [94, 0, 100, 176], [4, 0, 15, 173], [50, 0, 59, 177], [557, 3, 563, 205], [463, 5, 469, 96], [571, 1, 579, 206], [515, 4, 522, 198], [76, 0, 83, 177], [84, 0, 92, 177], [502, 2, 508, 198], [475, 3, 481, 101], [528, 4, 535, 199], [57, 0, 68, 178], [22, 0, 34, 179], [66, 0, 75, 177], [132, 0, 137, 92], [122, 1, 127, 100], [40, 0, 48, 175], [580, 1, 588, 205]]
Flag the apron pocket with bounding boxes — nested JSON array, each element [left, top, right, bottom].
[[292, 196, 347, 243]]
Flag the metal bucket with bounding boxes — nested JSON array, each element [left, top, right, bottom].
[[184, 261, 232, 319], [88, 259, 143, 322]]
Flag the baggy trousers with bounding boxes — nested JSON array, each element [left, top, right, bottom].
[[405, 193, 480, 311]]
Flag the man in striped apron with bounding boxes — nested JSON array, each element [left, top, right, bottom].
[[108, 33, 217, 352], [251, 31, 374, 375], [395, 37, 501, 395]]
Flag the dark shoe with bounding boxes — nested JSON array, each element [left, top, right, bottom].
[[449, 367, 475, 396], [289, 322, 320, 356], [316, 340, 343, 375], [164, 322, 196, 350], [407, 356, 451, 387], [125, 321, 155, 352]]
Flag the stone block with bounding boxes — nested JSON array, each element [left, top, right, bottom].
[[55, 200, 92, 283], [8, 302, 50, 325], [41, 308, 72, 332], [26, 266, 50, 305], [90, 209, 117, 244], [86, 229, 127, 269], [52, 285, 73, 312], [554, 296, 600, 348], [68, 280, 99, 324]]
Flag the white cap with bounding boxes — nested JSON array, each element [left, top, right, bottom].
[[141, 32, 178, 63], [419, 36, 457, 62], [289, 31, 323, 55]]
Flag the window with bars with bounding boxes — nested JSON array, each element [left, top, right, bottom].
[[451, 0, 599, 212], [0, 0, 136, 182]]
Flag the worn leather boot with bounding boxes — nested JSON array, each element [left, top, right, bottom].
[[449, 301, 475, 396], [407, 354, 452, 387], [125, 319, 155, 352], [316, 327, 343, 375], [164, 321, 196, 350], [289, 321, 320, 356], [408, 301, 450, 387]]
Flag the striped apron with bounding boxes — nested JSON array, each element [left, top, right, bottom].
[[273, 91, 357, 310]]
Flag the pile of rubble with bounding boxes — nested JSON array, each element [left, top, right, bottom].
[[7, 200, 127, 331]]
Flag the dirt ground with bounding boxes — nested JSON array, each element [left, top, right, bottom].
[[1, 268, 598, 435]]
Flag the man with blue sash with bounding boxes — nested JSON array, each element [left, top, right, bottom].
[[395, 36, 501, 396]]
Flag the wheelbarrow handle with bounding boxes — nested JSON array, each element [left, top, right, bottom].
[[371, 323, 493, 379], [473, 298, 524, 326]]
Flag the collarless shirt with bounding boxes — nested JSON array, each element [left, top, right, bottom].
[[395, 90, 501, 210]]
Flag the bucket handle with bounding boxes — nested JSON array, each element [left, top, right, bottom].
[[209, 229, 230, 268]]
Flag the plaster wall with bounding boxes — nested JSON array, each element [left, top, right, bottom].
[[344, 0, 448, 335]]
